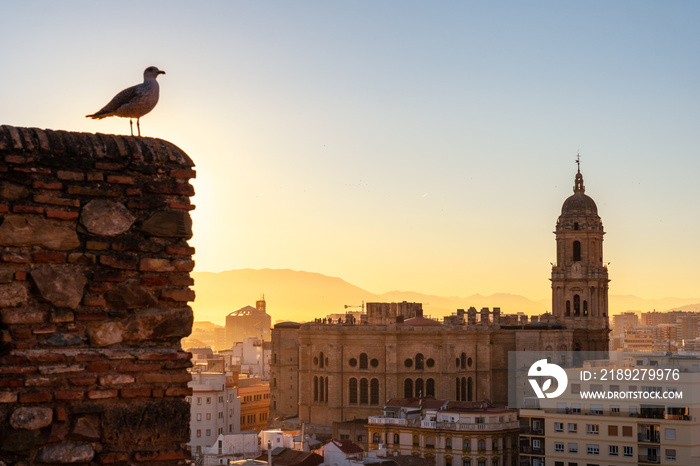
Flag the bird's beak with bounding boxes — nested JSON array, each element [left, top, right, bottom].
[[159, 70, 166, 75]]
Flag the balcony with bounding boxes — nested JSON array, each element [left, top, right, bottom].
[[638, 454, 660, 464], [368, 417, 419, 427], [520, 445, 544, 455], [520, 426, 544, 436], [637, 433, 660, 443], [436, 420, 520, 432]]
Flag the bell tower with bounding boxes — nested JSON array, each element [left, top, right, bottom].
[[551, 157, 609, 351]]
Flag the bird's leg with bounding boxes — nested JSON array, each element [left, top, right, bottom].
[[129, 119, 134, 136], [137, 118, 141, 137]]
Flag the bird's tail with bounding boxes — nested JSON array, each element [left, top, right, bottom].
[[85, 113, 107, 119]]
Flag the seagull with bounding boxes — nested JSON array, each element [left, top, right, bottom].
[[86, 66, 165, 137]]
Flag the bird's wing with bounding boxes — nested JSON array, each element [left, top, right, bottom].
[[86, 83, 142, 118]]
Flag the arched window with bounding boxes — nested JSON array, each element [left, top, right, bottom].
[[360, 353, 368, 370], [467, 377, 473, 401], [463, 439, 471, 451], [325, 377, 329, 403], [404, 378, 413, 398], [349, 378, 358, 404], [456, 378, 461, 400], [566, 300, 571, 316], [319, 352, 324, 369], [360, 378, 369, 404], [393, 433, 399, 444], [319, 376, 324, 402], [445, 438, 452, 449], [583, 300, 588, 316], [415, 353, 424, 370], [372, 433, 381, 444], [415, 378, 424, 397], [370, 378, 379, 405], [426, 378, 435, 398], [412, 434, 419, 447], [313, 376, 318, 401], [573, 241, 581, 261], [478, 439, 485, 451], [573, 294, 581, 316], [460, 352, 466, 370], [425, 437, 435, 449]]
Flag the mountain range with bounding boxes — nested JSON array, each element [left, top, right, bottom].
[[190, 268, 700, 325]]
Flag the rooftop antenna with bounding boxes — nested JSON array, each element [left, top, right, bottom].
[[576, 151, 581, 173]]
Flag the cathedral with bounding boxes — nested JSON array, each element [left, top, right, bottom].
[[270, 166, 610, 426]]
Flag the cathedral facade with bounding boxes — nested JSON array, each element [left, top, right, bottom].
[[270, 167, 610, 426]]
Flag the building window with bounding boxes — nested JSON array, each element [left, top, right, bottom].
[[415, 378, 424, 397], [586, 424, 599, 434], [573, 294, 581, 315], [566, 300, 571, 316], [206, 429, 211, 436], [319, 352, 324, 369], [425, 437, 435, 449], [445, 438, 452, 449], [478, 440, 485, 451], [609, 445, 618, 456], [568, 443, 577, 453], [206, 413, 211, 420], [313, 376, 318, 401], [587, 444, 599, 455], [360, 353, 368, 370], [463, 439, 470, 451], [393, 433, 399, 444], [554, 422, 563, 432], [404, 378, 413, 398], [573, 241, 581, 261], [467, 377, 473, 401], [415, 353, 424, 370], [196, 429, 201, 438], [666, 449, 676, 460], [206, 397, 211, 404], [426, 378, 435, 398], [622, 426, 633, 437], [371, 358, 379, 367], [555, 442, 563, 452], [623, 446, 633, 457], [608, 425, 618, 436], [370, 378, 380, 405], [349, 378, 358, 404], [360, 378, 369, 404], [196, 413, 202, 421], [404, 358, 413, 368], [460, 352, 466, 369], [372, 433, 381, 444], [349, 358, 357, 367], [665, 428, 676, 440]]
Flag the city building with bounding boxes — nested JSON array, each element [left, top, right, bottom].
[[200, 431, 260, 465], [318, 438, 365, 466], [240, 376, 272, 432], [227, 297, 272, 348], [366, 398, 519, 466], [270, 166, 610, 427], [519, 352, 700, 465], [611, 312, 639, 350], [188, 370, 242, 456]]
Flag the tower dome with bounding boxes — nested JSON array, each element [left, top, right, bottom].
[[561, 170, 598, 216]]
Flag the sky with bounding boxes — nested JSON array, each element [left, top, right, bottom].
[[1, 1, 699, 303]]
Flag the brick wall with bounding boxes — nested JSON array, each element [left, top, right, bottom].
[[0, 125, 195, 465]]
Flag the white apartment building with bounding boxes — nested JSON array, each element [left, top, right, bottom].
[[519, 352, 700, 466], [201, 431, 260, 466], [188, 370, 243, 456]]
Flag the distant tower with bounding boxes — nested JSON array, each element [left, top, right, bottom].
[[551, 157, 610, 352], [256, 294, 266, 312]]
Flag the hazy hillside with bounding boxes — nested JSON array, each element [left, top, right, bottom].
[[191, 268, 547, 324], [191, 269, 700, 325]]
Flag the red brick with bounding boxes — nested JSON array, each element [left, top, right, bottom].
[[170, 202, 196, 211], [82, 295, 106, 307], [92, 271, 124, 282], [28, 353, 66, 363], [94, 162, 125, 170], [70, 376, 98, 386], [139, 258, 172, 272], [0, 365, 37, 374], [75, 353, 105, 362], [0, 204, 8, 213], [75, 310, 108, 321], [54, 390, 84, 401], [120, 388, 151, 398], [160, 288, 195, 302], [169, 276, 194, 286], [142, 372, 191, 384], [99, 452, 131, 463], [87, 172, 104, 182], [152, 388, 164, 398], [34, 193, 80, 207], [173, 259, 195, 272], [32, 180, 62, 190], [88, 389, 118, 400], [13, 167, 51, 174], [5, 155, 29, 164], [170, 168, 196, 179], [0, 378, 24, 388], [86, 241, 111, 250], [57, 170, 85, 181], [106, 175, 135, 184], [133, 449, 187, 461], [12, 205, 44, 214], [33, 252, 66, 263], [140, 276, 168, 286], [45, 210, 79, 220], [117, 362, 161, 373], [55, 407, 68, 422], [126, 200, 149, 209], [137, 352, 189, 361], [125, 188, 142, 196], [14, 271, 27, 281], [165, 387, 193, 397], [32, 326, 57, 335], [87, 284, 110, 293], [165, 245, 195, 256], [19, 391, 53, 403], [67, 185, 118, 197], [99, 254, 139, 270], [86, 362, 112, 373], [2, 252, 29, 263]]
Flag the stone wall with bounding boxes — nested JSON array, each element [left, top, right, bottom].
[[0, 126, 195, 465]]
